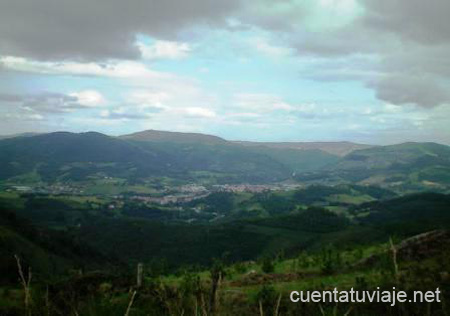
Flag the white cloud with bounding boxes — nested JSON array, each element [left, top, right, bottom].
[[272, 101, 294, 111], [129, 91, 171, 111], [0, 55, 203, 103], [28, 113, 44, 120], [0, 91, 104, 114], [233, 93, 315, 113], [249, 37, 292, 58], [184, 107, 216, 118], [100, 107, 153, 121], [234, 93, 286, 111], [0, 0, 241, 61], [138, 40, 191, 60], [0, 56, 169, 80], [69, 90, 105, 107]]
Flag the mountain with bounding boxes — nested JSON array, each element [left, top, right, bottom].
[[240, 146, 339, 174], [120, 129, 227, 145], [2, 131, 449, 188], [122, 130, 342, 173], [0, 131, 292, 183], [296, 142, 450, 189], [0, 131, 173, 182], [233, 141, 372, 156], [0, 132, 41, 140], [336, 142, 450, 168]]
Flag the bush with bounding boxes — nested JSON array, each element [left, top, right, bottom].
[[261, 257, 274, 274]]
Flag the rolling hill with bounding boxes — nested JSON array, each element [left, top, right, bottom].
[[0, 131, 293, 183], [0, 131, 173, 182], [0, 130, 350, 184], [234, 140, 372, 156], [0, 202, 111, 284], [120, 129, 227, 145], [0, 132, 41, 140], [3, 190, 449, 269], [1, 131, 449, 189], [296, 142, 450, 190]]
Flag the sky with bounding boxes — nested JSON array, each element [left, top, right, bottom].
[[0, 0, 449, 144]]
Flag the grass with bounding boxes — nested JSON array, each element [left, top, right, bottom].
[[2, 231, 449, 316], [52, 195, 105, 204], [0, 192, 26, 209], [326, 194, 374, 204], [6, 169, 42, 184], [0, 191, 21, 199], [325, 206, 347, 215]]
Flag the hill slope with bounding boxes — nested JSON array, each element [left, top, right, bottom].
[[296, 142, 450, 190], [2, 131, 449, 188], [120, 129, 227, 145], [0, 202, 110, 283], [0, 132, 292, 183], [0, 131, 173, 182], [234, 141, 372, 156]]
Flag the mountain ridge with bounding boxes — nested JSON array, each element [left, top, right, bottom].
[[3, 129, 448, 154], [233, 140, 373, 156], [119, 129, 227, 144], [1, 130, 449, 188]]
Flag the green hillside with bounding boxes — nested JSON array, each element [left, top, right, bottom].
[[0, 203, 112, 284], [1, 189, 450, 315], [296, 142, 450, 191], [2, 132, 449, 190], [2, 191, 449, 270], [0, 132, 288, 183], [120, 129, 227, 144], [244, 146, 339, 173], [0, 131, 349, 185]]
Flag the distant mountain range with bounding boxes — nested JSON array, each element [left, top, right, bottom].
[[233, 141, 372, 156], [120, 129, 227, 145], [0, 132, 41, 140], [297, 142, 450, 189], [0, 130, 449, 188]]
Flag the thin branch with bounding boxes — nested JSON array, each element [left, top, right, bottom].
[[344, 305, 353, 316], [124, 290, 137, 316], [259, 300, 264, 316], [389, 237, 399, 286], [274, 293, 282, 316], [319, 304, 325, 316], [14, 254, 32, 312]]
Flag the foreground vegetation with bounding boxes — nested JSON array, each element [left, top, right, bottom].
[[3, 230, 450, 315], [1, 189, 450, 315]]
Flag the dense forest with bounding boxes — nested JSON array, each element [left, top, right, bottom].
[[1, 190, 450, 315]]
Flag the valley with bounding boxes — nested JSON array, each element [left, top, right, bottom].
[[1, 130, 450, 315]]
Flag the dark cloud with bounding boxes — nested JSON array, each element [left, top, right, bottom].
[[379, 44, 450, 78], [0, 0, 449, 109], [0, 94, 23, 102], [369, 43, 450, 107], [368, 76, 450, 108], [101, 111, 151, 120], [290, 0, 450, 57], [282, 0, 450, 108], [352, 0, 450, 107], [237, 0, 308, 32], [0, 0, 241, 61], [362, 0, 450, 45], [0, 92, 94, 113]]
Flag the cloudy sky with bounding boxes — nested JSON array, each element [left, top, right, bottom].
[[0, 0, 449, 144]]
